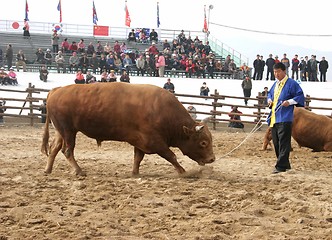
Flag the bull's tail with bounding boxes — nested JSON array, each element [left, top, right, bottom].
[[41, 111, 50, 156]]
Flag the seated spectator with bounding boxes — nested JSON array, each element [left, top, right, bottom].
[[104, 42, 111, 55], [106, 53, 116, 71], [128, 29, 136, 42], [74, 70, 85, 84], [136, 54, 145, 76], [122, 54, 132, 73], [177, 30, 186, 45], [44, 49, 53, 65], [15, 50, 27, 72], [69, 52, 79, 73], [240, 62, 250, 78], [196, 59, 206, 78], [69, 41, 78, 53], [113, 41, 121, 56], [99, 53, 108, 74], [206, 58, 215, 79], [79, 53, 89, 73], [215, 60, 223, 72], [86, 42, 95, 56], [228, 106, 244, 129], [163, 39, 170, 50], [163, 78, 175, 93], [100, 70, 108, 82], [55, 51, 66, 73], [7, 67, 18, 85], [120, 69, 130, 82], [148, 42, 159, 56], [187, 105, 197, 120], [107, 70, 117, 82], [204, 41, 212, 55], [114, 55, 123, 73], [77, 39, 85, 53], [39, 65, 49, 82], [120, 42, 127, 54], [149, 29, 158, 43], [35, 48, 46, 64], [85, 71, 96, 84], [89, 52, 99, 74], [228, 59, 237, 77], [0, 67, 9, 85], [185, 59, 196, 78], [95, 41, 103, 55], [61, 38, 70, 53], [200, 82, 210, 96], [139, 29, 148, 43]]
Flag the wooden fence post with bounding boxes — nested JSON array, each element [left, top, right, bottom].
[[212, 89, 219, 130], [28, 83, 34, 126]]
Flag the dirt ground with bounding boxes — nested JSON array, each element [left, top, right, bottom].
[[0, 125, 331, 240]]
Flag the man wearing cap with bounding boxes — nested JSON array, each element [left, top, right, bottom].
[[55, 51, 66, 73], [163, 78, 175, 93], [45, 49, 53, 65]]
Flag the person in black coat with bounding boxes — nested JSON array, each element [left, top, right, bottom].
[[319, 56, 329, 82], [252, 54, 261, 80], [265, 54, 275, 80]]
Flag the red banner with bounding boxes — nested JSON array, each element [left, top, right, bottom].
[[93, 25, 109, 36], [125, 2, 131, 27]]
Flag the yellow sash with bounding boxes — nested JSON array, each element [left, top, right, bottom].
[[269, 77, 288, 127]]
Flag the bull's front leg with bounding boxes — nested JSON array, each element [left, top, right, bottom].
[[158, 148, 186, 174], [132, 147, 145, 175]]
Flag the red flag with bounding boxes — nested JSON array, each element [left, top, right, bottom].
[[93, 25, 109, 36], [203, 5, 208, 33], [125, 1, 131, 27]]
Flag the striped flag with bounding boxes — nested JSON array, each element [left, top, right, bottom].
[[203, 5, 208, 33], [25, 0, 29, 21], [125, 1, 131, 27], [93, 1, 98, 25], [157, 2, 160, 28], [57, 0, 62, 23]]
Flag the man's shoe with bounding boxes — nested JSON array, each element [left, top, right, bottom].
[[272, 167, 286, 174]]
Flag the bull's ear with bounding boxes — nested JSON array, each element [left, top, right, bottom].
[[195, 125, 204, 132], [183, 126, 193, 136]]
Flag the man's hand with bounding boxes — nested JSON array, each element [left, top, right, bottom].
[[281, 100, 290, 107]]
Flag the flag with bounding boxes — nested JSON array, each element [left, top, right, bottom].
[[57, 0, 62, 23], [93, 1, 98, 25], [93, 25, 109, 36], [157, 2, 160, 28], [25, 0, 29, 21], [125, 1, 131, 27], [203, 5, 208, 33]]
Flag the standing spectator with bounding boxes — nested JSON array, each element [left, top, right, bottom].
[[149, 29, 158, 43], [187, 105, 197, 120], [136, 54, 145, 76], [74, 70, 85, 84], [44, 49, 53, 66], [79, 53, 89, 74], [265, 54, 275, 80], [163, 78, 175, 93], [204, 41, 212, 55], [5, 47, 15, 68], [120, 69, 130, 82], [8, 67, 18, 85], [228, 106, 244, 129], [15, 50, 27, 72], [61, 38, 70, 53], [252, 54, 261, 80], [274, 55, 280, 64], [281, 53, 290, 75], [89, 52, 99, 74], [308, 55, 318, 81], [23, 19, 30, 38], [241, 75, 252, 105], [291, 54, 300, 80], [299, 57, 307, 81], [200, 82, 210, 96], [259, 55, 265, 80], [51, 30, 59, 53], [77, 39, 85, 53], [128, 29, 136, 42], [157, 53, 165, 77], [177, 30, 186, 45], [267, 62, 305, 174], [86, 42, 95, 56], [319, 56, 329, 82], [39, 65, 49, 82], [55, 51, 66, 73], [69, 52, 79, 73]]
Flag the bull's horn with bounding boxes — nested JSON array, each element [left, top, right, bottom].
[[195, 125, 204, 132]]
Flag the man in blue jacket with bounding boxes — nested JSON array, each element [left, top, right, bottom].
[[267, 62, 305, 174]]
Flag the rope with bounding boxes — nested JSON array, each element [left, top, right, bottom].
[[217, 103, 283, 159]]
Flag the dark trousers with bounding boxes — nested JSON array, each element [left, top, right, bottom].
[[320, 71, 327, 82], [266, 69, 275, 80], [271, 122, 292, 170]]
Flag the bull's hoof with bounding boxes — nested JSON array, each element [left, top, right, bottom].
[[44, 169, 52, 174], [73, 170, 86, 177]]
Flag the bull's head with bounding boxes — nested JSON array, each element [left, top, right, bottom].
[[182, 124, 215, 165]]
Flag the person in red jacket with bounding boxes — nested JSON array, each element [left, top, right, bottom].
[[185, 59, 196, 78], [74, 70, 85, 84]]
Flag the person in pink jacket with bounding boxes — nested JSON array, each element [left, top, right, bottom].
[[8, 68, 18, 85], [157, 53, 165, 77]]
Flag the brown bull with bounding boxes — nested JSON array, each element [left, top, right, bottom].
[[262, 107, 332, 152], [41, 83, 215, 176]]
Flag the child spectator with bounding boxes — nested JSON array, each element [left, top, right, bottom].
[[74, 70, 85, 84]]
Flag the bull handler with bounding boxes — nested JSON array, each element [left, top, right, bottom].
[[267, 62, 305, 174]]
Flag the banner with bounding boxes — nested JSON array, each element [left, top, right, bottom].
[[203, 5, 208, 33], [93, 1, 98, 25], [57, 0, 62, 23], [157, 2, 160, 28], [93, 25, 109, 36], [25, 0, 29, 21], [125, 1, 131, 27]]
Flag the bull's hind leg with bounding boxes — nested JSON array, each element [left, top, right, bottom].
[[133, 147, 145, 175], [158, 148, 185, 174], [45, 131, 63, 174], [62, 131, 85, 176]]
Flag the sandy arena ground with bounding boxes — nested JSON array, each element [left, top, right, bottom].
[[0, 125, 331, 240]]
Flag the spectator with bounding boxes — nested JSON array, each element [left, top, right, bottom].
[[0, 100, 6, 124], [136, 54, 145, 76], [89, 52, 99, 74], [95, 41, 103, 55], [35, 48, 46, 64], [200, 82, 210, 96], [274, 55, 280, 64], [39, 100, 47, 123], [122, 54, 132, 73], [113, 41, 121, 56], [148, 42, 159, 56], [319, 56, 329, 82], [0, 67, 9, 85], [196, 58, 206, 78], [55, 51, 66, 73], [100, 70, 108, 82], [15, 50, 27, 72], [7, 67, 18, 85], [178, 30, 186, 45], [39, 65, 49, 82], [291, 54, 300, 80], [0, 47, 3, 68], [240, 62, 250, 78], [229, 59, 238, 78], [69, 41, 78, 53], [120, 42, 127, 53], [187, 105, 197, 120], [79, 53, 89, 73], [139, 29, 147, 43], [44, 49, 53, 65], [23, 19, 30, 38], [114, 55, 123, 73], [204, 41, 212, 55], [74, 70, 85, 84], [259, 55, 265, 80], [98, 53, 108, 74], [281, 53, 290, 75], [106, 53, 116, 72], [69, 52, 79, 73], [85, 71, 96, 84], [299, 56, 308, 81], [163, 78, 175, 93], [241, 75, 252, 106], [206, 58, 215, 79], [86, 42, 95, 56], [128, 29, 136, 42], [308, 55, 318, 81], [163, 39, 170, 50], [61, 38, 70, 53], [5, 44, 13, 70], [107, 70, 117, 82], [51, 30, 59, 53], [157, 53, 166, 77], [149, 29, 158, 43], [120, 69, 130, 82], [185, 58, 196, 78], [260, 86, 269, 106], [252, 54, 261, 80], [228, 106, 244, 129], [265, 54, 275, 80], [77, 39, 85, 53]]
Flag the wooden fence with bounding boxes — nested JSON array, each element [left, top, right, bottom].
[[1, 83, 332, 129]]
